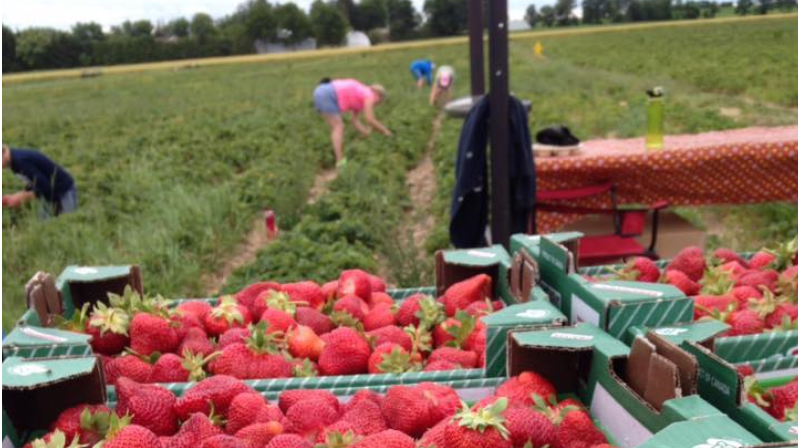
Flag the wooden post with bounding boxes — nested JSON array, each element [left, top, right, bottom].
[[467, 0, 485, 96], [488, 0, 511, 247]]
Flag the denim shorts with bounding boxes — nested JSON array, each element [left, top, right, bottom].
[[39, 185, 78, 219], [313, 83, 340, 115]]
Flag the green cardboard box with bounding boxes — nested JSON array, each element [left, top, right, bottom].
[[682, 340, 798, 443], [2, 356, 106, 447], [507, 323, 737, 447], [436, 245, 516, 304], [2, 326, 92, 360], [510, 233, 580, 307], [637, 415, 764, 448]]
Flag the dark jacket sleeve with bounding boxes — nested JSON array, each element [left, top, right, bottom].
[[509, 97, 536, 234]]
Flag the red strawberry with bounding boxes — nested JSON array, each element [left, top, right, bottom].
[[214, 323, 292, 379], [618, 257, 661, 283], [496, 372, 557, 407], [767, 379, 798, 421], [718, 260, 748, 278], [765, 303, 798, 329], [367, 325, 413, 352], [321, 281, 338, 301], [86, 303, 130, 355], [666, 246, 706, 282], [204, 296, 252, 337], [737, 270, 780, 292], [179, 327, 216, 357], [351, 429, 415, 448], [278, 389, 340, 414], [267, 434, 313, 448], [115, 377, 178, 436], [149, 353, 190, 383], [338, 269, 373, 301], [260, 308, 297, 333], [464, 300, 497, 317], [694, 295, 738, 320], [341, 399, 388, 435], [443, 274, 493, 317], [130, 312, 179, 356], [235, 282, 282, 314], [424, 360, 459, 371], [218, 327, 250, 349], [713, 248, 749, 268], [177, 301, 213, 320], [731, 286, 762, 308], [419, 419, 449, 448], [749, 251, 777, 270], [226, 393, 268, 434], [295, 307, 335, 335], [282, 281, 326, 310], [727, 309, 765, 336], [428, 347, 478, 368], [343, 390, 383, 413], [443, 399, 511, 448], [464, 321, 487, 355], [418, 382, 461, 423], [180, 412, 224, 440], [108, 354, 152, 384], [364, 303, 396, 331], [200, 434, 250, 448], [333, 295, 369, 322], [554, 410, 607, 448], [104, 424, 160, 448], [283, 399, 339, 441], [663, 270, 700, 296], [369, 292, 395, 308], [315, 421, 357, 445], [318, 327, 371, 376], [172, 311, 205, 342], [504, 405, 556, 448], [235, 422, 284, 446], [257, 404, 285, 424], [368, 343, 416, 374], [287, 325, 325, 361], [174, 375, 252, 420], [381, 385, 435, 438], [395, 294, 423, 327], [51, 404, 111, 445], [369, 275, 387, 293], [737, 364, 755, 377], [433, 312, 476, 348]]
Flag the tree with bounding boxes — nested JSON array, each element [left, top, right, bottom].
[[539, 5, 557, 26], [387, 0, 419, 40], [554, 0, 577, 25], [423, 0, 468, 36], [165, 18, 190, 37], [775, 0, 797, 10], [735, 0, 753, 13], [336, 0, 358, 24], [310, 0, 348, 46], [16, 27, 82, 69], [71, 22, 104, 66], [191, 13, 218, 43], [756, 0, 773, 12], [525, 4, 539, 27], [275, 3, 313, 44], [581, 0, 603, 23], [242, 0, 277, 41], [679, 0, 701, 17], [118, 20, 154, 37], [352, 0, 388, 31], [3, 25, 18, 72]]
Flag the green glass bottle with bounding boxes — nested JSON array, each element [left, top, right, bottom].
[[646, 87, 665, 150]]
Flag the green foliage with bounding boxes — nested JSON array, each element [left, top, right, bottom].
[[352, 0, 388, 31], [275, 3, 314, 44], [310, 0, 349, 46], [423, 0, 467, 36], [191, 13, 218, 43], [3, 25, 19, 72], [388, 0, 420, 40]]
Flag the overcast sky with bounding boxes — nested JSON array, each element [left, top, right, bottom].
[[2, 0, 539, 31]]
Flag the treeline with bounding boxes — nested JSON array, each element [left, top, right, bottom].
[[525, 0, 796, 27], [3, 0, 471, 73]]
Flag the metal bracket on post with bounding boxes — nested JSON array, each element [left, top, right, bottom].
[[488, 0, 511, 248], [467, 0, 485, 97]]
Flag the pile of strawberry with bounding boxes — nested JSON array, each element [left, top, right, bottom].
[[26, 371, 616, 448], [57, 269, 501, 384], [608, 238, 798, 337], [739, 365, 798, 422]]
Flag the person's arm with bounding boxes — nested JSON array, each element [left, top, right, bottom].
[[4, 191, 35, 207], [363, 101, 392, 136], [429, 83, 439, 106], [351, 112, 372, 137]]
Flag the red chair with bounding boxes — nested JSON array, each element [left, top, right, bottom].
[[534, 182, 669, 266]]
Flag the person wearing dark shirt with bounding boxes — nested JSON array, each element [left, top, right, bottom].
[[2, 144, 78, 218]]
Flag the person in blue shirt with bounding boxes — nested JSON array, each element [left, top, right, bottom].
[[409, 59, 435, 89], [2, 144, 78, 218]]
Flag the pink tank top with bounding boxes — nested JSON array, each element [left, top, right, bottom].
[[332, 79, 375, 113]]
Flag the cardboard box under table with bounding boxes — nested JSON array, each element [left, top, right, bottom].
[[506, 323, 766, 447]]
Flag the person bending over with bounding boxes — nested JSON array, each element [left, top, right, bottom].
[[2, 144, 77, 218]]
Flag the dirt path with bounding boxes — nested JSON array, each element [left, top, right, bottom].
[[203, 168, 339, 295]]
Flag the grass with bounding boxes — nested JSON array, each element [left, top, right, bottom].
[[3, 15, 797, 329]]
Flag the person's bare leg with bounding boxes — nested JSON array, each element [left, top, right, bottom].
[[430, 85, 438, 106], [323, 114, 345, 163], [417, 78, 425, 89]]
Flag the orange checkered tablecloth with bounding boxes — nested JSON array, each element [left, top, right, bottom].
[[535, 126, 799, 233]]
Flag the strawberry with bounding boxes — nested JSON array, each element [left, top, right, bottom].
[[338, 269, 373, 301], [380, 383, 459, 438], [149, 353, 190, 383], [252, 290, 295, 322], [315, 422, 358, 445], [266, 434, 313, 448], [737, 364, 755, 377], [340, 398, 388, 435], [283, 399, 339, 441], [287, 325, 325, 361], [130, 312, 179, 356], [554, 410, 608, 448], [424, 360, 459, 371], [318, 327, 371, 375], [765, 303, 798, 329], [418, 382, 461, 423], [496, 371, 557, 407], [363, 303, 396, 331], [179, 327, 216, 357], [368, 343, 417, 374], [174, 375, 253, 420], [227, 393, 271, 434], [351, 429, 415, 448], [115, 377, 178, 436], [204, 296, 252, 337], [464, 321, 487, 354], [713, 248, 749, 268], [727, 309, 765, 336], [767, 379, 798, 421], [260, 308, 297, 333], [199, 434, 250, 448], [104, 424, 160, 448], [278, 389, 340, 414], [343, 390, 383, 413], [443, 398, 512, 448], [395, 294, 423, 327], [218, 327, 251, 349], [666, 246, 706, 282], [433, 311, 476, 348], [368, 275, 387, 293], [86, 302, 130, 355], [177, 300, 214, 320], [106, 354, 152, 384], [180, 411, 224, 440], [295, 306, 335, 335], [211, 322, 292, 379], [749, 251, 777, 270], [282, 281, 326, 310], [718, 260, 748, 278], [369, 292, 395, 308], [617, 257, 660, 283], [464, 300, 497, 317], [333, 295, 369, 322], [172, 311, 205, 341], [235, 282, 282, 314], [737, 270, 780, 292], [367, 325, 413, 352], [428, 347, 478, 368], [699, 266, 736, 296], [50, 404, 112, 445], [235, 422, 284, 446], [731, 286, 762, 308], [321, 281, 339, 301], [419, 419, 449, 448], [443, 274, 493, 317], [663, 270, 700, 296], [504, 406, 556, 448], [22, 431, 81, 448], [694, 295, 738, 320]]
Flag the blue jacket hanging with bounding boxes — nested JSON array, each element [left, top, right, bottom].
[[449, 95, 536, 248]]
